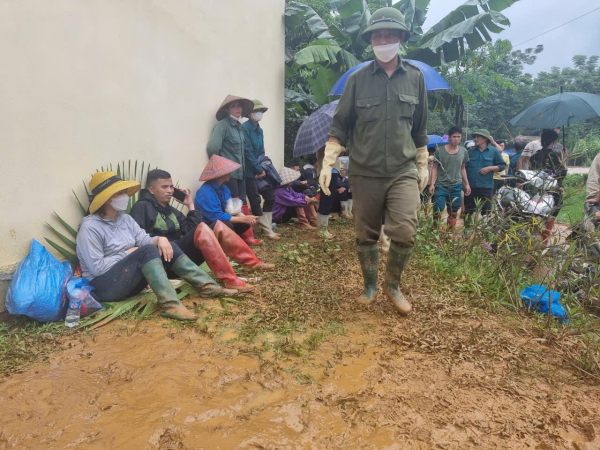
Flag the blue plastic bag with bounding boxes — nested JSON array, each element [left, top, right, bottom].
[[6, 239, 73, 323], [519, 285, 569, 324]]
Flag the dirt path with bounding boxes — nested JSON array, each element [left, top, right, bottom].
[[1, 222, 600, 449]]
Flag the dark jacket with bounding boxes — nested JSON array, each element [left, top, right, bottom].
[[129, 189, 203, 241], [300, 164, 319, 189], [256, 155, 282, 191]]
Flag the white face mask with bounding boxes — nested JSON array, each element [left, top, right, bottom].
[[230, 114, 243, 122], [251, 112, 264, 122], [109, 194, 130, 211], [373, 42, 400, 63]]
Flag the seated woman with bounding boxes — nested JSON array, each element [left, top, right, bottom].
[[76, 171, 237, 322], [194, 155, 275, 271], [272, 167, 318, 230]]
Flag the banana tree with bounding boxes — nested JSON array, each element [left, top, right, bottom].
[[285, 0, 520, 104]]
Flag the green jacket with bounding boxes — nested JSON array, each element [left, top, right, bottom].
[[207, 117, 246, 179], [329, 58, 428, 177]]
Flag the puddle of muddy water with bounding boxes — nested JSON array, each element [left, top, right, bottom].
[[1, 319, 600, 449]]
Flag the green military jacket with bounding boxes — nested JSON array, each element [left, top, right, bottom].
[[329, 58, 428, 177], [207, 117, 246, 179]]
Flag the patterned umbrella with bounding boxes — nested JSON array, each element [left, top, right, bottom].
[[293, 100, 339, 158]]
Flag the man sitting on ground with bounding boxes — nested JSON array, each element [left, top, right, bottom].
[[130, 169, 270, 292]]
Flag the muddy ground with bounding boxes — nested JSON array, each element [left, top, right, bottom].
[[1, 220, 600, 449]]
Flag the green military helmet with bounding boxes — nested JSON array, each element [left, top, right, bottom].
[[251, 99, 268, 113], [361, 7, 411, 44]]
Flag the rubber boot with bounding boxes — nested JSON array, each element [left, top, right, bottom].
[[541, 218, 555, 247], [347, 199, 354, 219], [447, 214, 457, 232], [257, 212, 280, 240], [305, 205, 317, 227], [383, 242, 412, 315], [357, 244, 379, 304], [317, 213, 334, 239], [240, 204, 263, 246], [171, 255, 238, 298], [379, 225, 391, 254], [141, 259, 198, 321], [297, 207, 316, 230], [193, 224, 255, 293], [341, 201, 352, 220], [213, 221, 275, 271]]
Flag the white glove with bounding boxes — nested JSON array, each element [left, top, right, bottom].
[[416, 146, 429, 191], [318, 141, 343, 196]]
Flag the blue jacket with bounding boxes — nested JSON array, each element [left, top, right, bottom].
[[194, 181, 233, 224], [243, 120, 265, 179], [466, 145, 506, 189]]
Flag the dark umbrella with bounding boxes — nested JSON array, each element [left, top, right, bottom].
[[509, 92, 600, 129], [293, 100, 339, 158]]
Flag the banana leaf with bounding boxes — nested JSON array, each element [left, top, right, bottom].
[[45, 222, 76, 250], [44, 238, 78, 265]]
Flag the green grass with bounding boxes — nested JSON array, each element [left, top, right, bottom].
[[558, 184, 587, 225], [0, 319, 66, 377]]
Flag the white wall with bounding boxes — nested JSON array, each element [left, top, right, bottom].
[[0, 0, 285, 275]]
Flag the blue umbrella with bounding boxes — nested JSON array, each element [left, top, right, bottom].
[[293, 100, 339, 158], [329, 59, 450, 96], [427, 135, 449, 148]]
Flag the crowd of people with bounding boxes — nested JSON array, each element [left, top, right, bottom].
[[424, 125, 568, 242], [75, 96, 353, 321], [74, 5, 577, 322]]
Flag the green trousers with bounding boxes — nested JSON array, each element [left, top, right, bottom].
[[349, 170, 420, 247]]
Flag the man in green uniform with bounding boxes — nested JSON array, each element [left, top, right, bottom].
[[321, 7, 429, 315]]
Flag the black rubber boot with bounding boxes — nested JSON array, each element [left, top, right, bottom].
[[383, 242, 412, 315], [357, 244, 379, 304], [141, 259, 198, 321], [170, 255, 237, 298]]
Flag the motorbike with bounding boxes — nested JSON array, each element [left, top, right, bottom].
[[496, 170, 560, 220]]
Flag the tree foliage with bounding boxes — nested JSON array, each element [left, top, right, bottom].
[[284, 0, 520, 159]]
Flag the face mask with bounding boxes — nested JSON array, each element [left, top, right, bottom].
[[373, 42, 400, 63], [109, 194, 130, 211], [230, 114, 242, 122], [251, 112, 264, 122]]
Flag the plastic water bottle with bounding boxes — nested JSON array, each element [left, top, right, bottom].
[[64, 304, 80, 328], [65, 287, 83, 328]]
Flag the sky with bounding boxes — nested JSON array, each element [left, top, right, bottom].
[[421, 0, 600, 76]]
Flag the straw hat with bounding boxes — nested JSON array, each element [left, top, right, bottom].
[[216, 95, 254, 121], [279, 167, 301, 186], [250, 99, 268, 113], [200, 155, 242, 181], [88, 171, 140, 214]]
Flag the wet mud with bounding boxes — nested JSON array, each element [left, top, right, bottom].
[[1, 308, 600, 450]]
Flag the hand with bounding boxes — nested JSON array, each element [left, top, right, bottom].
[[340, 147, 347, 154], [301, 180, 308, 185], [337, 187, 346, 194], [259, 171, 266, 179], [320, 141, 344, 196], [179, 188, 193, 207], [595, 211, 600, 221], [464, 184, 471, 196], [127, 247, 139, 254], [479, 167, 491, 175], [429, 185, 435, 195], [416, 146, 429, 191], [157, 237, 174, 262]]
